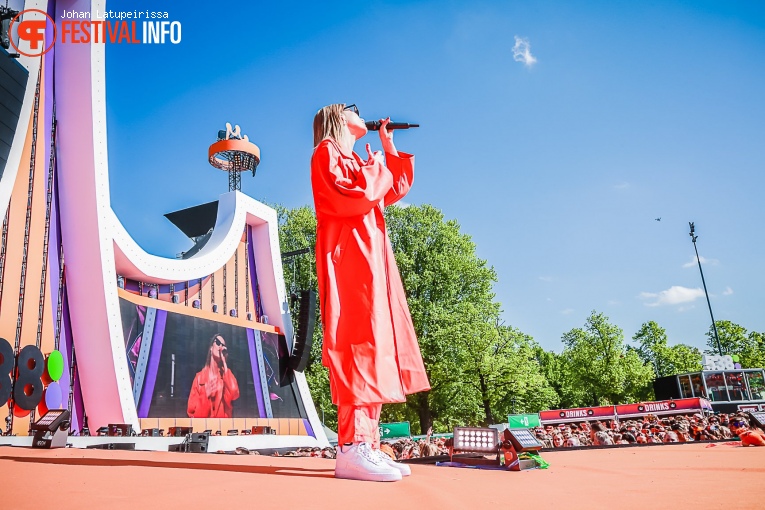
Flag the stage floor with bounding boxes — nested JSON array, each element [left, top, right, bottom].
[[1, 442, 763, 509]]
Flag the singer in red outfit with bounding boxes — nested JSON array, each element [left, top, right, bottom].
[[187, 334, 240, 418], [311, 104, 430, 452]]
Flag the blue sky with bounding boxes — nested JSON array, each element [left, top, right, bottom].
[[104, 1, 765, 354]]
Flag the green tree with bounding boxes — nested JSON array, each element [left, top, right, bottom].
[[481, 324, 559, 420], [561, 311, 654, 406], [276, 203, 560, 433], [383, 204, 507, 433], [706, 320, 748, 356], [535, 348, 589, 408], [705, 321, 765, 369], [633, 321, 702, 377], [742, 331, 765, 369], [274, 205, 336, 428]]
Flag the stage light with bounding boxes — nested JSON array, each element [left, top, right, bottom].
[[503, 428, 544, 453], [31, 409, 70, 449], [212, 304, 218, 313], [96, 426, 109, 436], [172, 295, 179, 304], [499, 429, 545, 471], [451, 427, 499, 455], [229, 308, 237, 317], [247, 313, 253, 321], [192, 299, 201, 309], [148, 288, 157, 299], [117, 276, 124, 289], [227, 429, 239, 436]]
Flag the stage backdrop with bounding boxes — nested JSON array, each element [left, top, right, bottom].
[[119, 297, 307, 420]]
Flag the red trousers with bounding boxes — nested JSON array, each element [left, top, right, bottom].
[[337, 404, 382, 446]]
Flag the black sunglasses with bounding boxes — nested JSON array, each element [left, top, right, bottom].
[[343, 104, 359, 116], [214, 338, 226, 348]]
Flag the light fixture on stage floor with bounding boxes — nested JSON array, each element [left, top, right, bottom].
[[447, 427, 500, 466], [31, 409, 71, 449], [748, 412, 765, 431], [500, 428, 545, 471]]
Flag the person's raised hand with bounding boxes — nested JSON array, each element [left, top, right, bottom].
[[365, 143, 384, 166]]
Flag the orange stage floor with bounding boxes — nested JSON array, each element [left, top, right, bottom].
[[1, 442, 763, 509]]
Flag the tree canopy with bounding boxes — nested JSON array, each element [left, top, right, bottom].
[[275, 202, 763, 433]]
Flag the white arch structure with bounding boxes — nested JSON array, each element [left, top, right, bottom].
[[52, 0, 326, 445]]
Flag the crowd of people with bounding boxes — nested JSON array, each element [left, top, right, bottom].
[[274, 412, 762, 459], [532, 412, 758, 448], [279, 437, 450, 460]]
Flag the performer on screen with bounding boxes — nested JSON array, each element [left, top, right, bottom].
[[187, 334, 240, 418], [311, 103, 430, 482]]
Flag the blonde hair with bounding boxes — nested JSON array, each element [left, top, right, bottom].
[[313, 103, 346, 147]]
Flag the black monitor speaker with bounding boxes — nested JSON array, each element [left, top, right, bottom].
[[289, 290, 316, 372]]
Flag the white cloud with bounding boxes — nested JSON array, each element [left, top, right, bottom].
[[638, 286, 705, 307], [561, 308, 574, 315], [539, 276, 553, 282], [723, 286, 733, 296], [394, 201, 410, 208], [512, 36, 537, 67], [682, 255, 719, 268]]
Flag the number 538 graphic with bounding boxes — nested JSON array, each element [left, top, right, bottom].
[[0, 337, 64, 412]]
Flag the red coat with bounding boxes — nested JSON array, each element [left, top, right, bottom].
[[311, 138, 430, 406], [187, 367, 240, 418]]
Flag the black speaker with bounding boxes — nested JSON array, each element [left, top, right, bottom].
[[86, 443, 136, 450], [191, 432, 209, 442], [188, 432, 209, 453], [187, 442, 207, 453], [289, 290, 316, 372]]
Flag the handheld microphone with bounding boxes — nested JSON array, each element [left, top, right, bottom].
[[365, 120, 420, 131]]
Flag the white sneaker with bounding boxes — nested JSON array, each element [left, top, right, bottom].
[[335, 442, 403, 482], [375, 450, 411, 476]]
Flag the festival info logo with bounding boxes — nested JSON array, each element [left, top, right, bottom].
[[9, 9, 56, 57], [7, 9, 181, 57]]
